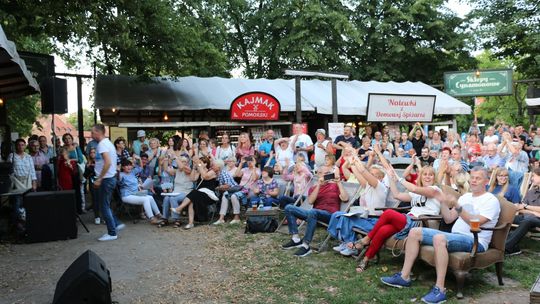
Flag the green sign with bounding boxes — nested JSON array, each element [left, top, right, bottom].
[[444, 69, 513, 97]]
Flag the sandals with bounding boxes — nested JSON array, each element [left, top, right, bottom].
[[140, 213, 148, 220], [157, 220, 168, 228], [356, 259, 369, 273], [173, 220, 182, 228]]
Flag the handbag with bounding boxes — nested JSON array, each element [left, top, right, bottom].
[[245, 216, 278, 234], [10, 174, 32, 191], [228, 185, 244, 194]]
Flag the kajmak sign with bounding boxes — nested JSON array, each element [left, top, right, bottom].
[[367, 93, 436, 123], [230, 92, 280, 121], [444, 69, 513, 97]]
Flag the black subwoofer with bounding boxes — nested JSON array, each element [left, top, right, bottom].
[[53, 250, 112, 304], [24, 190, 77, 243]]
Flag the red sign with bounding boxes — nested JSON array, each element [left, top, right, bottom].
[[230, 92, 281, 121]]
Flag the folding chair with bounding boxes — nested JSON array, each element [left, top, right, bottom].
[[113, 187, 140, 224], [275, 176, 315, 233], [315, 182, 362, 252]]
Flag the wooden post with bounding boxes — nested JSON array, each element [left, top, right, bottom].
[[295, 77, 302, 123], [332, 79, 338, 122]]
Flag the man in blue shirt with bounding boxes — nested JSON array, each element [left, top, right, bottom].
[[259, 129, 276, 168], [132, 130, 149, 156]]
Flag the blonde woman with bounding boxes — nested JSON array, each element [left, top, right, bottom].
[[235, 132, 255, 161], [351, 165, 443, 273], [487, 167, 520, 203]]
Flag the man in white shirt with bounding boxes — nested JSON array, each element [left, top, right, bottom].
[[290, 123, 313, 165], [313, 129, 332, 171], [92, 124, 124, 241], [483, 126, 499, 145], [381, 166, 500, 303]]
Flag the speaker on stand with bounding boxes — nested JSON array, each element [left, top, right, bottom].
[[52, 250, 112, 304]]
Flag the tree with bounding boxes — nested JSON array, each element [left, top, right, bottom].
[[220, 0, 476, 82], [0, 0, 230, 76], [67, 109, 100, 132], [468, 0, 540, 79], [6, 96, 41, 137]]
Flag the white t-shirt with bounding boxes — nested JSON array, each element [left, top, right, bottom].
[[216, 145, 236, 161], [292, 134, 313, 163], [314, 140, 330, 170], [452, 192, 500, 250], [408, 186, 441, 217], [275, 145, 294, 167], [483, 135, 499, 145], [359, 179, 389, 215], [95, 138, 117, 179]]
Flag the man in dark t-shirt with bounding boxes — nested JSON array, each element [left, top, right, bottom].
[[281, 170, 349, 257], [333, 126, 360, 159], [419, 147, 435, 167]]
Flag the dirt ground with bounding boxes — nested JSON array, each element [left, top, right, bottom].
[[0, 213, 533, 304], [0, 213, 232, 304]]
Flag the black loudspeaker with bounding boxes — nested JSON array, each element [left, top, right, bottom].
[[40, 77, 68, 114], [53, 250, 112, 304], [24, 190, 77, 243]]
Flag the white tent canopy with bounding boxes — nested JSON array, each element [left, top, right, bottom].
[[526, 98, 540, 107], [95, 75, 471, 116]]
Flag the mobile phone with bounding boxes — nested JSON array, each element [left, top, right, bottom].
[[323, 173, 335, 181], [245, 156, 253, 162]]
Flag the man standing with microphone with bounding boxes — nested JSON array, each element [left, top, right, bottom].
[[92, 124, 124, 241]]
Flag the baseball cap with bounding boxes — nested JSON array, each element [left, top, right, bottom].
[[137, 130, 146, 138], [315, 129, 326, 136]]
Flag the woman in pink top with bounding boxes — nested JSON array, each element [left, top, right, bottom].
[[235, 132, 255, 162], [278, 157, 314, 209]]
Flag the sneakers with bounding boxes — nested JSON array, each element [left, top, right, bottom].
[[184, 223, 194, 230], [116, 223, 126, 231], [505, 246, 522, 256], [229, 219, 241, 225], [421, 286, 447, 304], [94, 217, 101, 225], [98, 234, 117, 241], [340, 247, 358, 256], [333, 242, 347, 253], [212, 220, 225, 225], [294, 245, 312, 257], [282, 239, 303, 250], [381, 272, 412, 288]]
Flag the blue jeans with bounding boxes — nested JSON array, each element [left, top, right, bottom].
[[98, 177, 120, 236], [284, 205, 332, 245], [249, 196, 279, 207], [421, 228, 485, 253], [327, 211, 378, 243], [162, 193, 187, 220], [278, 195, 304, 209]]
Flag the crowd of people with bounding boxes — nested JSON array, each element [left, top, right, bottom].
[[5, 119, 540, 303]]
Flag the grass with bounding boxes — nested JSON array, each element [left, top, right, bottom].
[[212, 225, 540, 304]]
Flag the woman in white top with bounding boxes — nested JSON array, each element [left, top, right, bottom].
[[161, 156, 194, 228], [216, 133, 236, 161], [352, 165, 443, 272], [274, 137, 295, 168]]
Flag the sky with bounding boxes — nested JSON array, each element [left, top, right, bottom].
[[59, 0, 472, 115]]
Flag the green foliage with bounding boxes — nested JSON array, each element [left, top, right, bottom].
[[5, 96, 41, 137], [221, 0, 476, 82], [468, 0, 540, 79], [67, 109, 99, 131], [0, 0, 230, 77]]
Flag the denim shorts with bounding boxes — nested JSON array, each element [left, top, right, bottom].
[[421, 228, 485, 253], [229, 191, 248, 205]]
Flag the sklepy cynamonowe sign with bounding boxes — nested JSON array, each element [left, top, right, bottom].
[[230, 92, 281, 121], [366, 93, 436, 122]]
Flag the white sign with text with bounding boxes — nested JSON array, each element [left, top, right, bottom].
[[367, 93, 436, 122], [328, 123, 344, 141]]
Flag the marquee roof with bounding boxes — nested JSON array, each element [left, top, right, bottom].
[[94, 75, 471, 116]]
